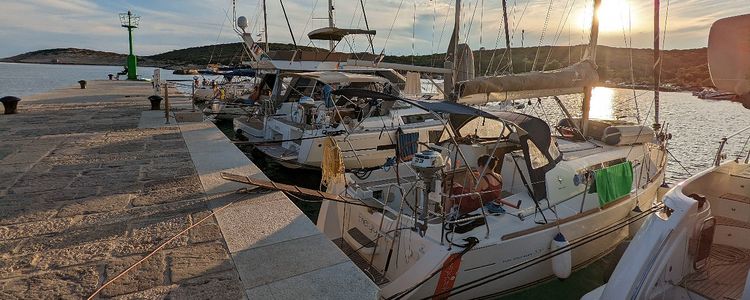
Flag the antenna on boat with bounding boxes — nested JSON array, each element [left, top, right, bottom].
[[653, 0, 661, 131], [580, 0, 602, 137]]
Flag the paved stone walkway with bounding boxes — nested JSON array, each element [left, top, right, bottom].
[[0, 80, 380, 300], [0, 81, 243, 299]]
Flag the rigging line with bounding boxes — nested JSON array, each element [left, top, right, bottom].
[[479, 0, 483, 74], [461, 0, 480, 47], [658, 0, 672, 87], [250, 0, 262, 34], [430, 0, 437, 67], [279, 0, 298, 49], [737, 133, 750, 161], [285, 191, 385, 210], [359, 0, 375, 54], [86, 196, 241, 300], [348, 0, 362, 27], [387, 236, 479, 300], [343, 36, 362, 60], [423, 203, 665, 299], [208, 10, 229, 65], [492, 0, 528, 75], [484, 0, 506, 76], [379, 0, 407, 56], [666, 147, 692, 177], [542, 0, 576, 71], [625, 3, 641, 123], [412, 0, 416, 66], [437, 0, 454, 63], [298, 0, 320, 47], [531, 0, 554, 72], [453, 0, 480, 74], [625, 94, 656, 160]]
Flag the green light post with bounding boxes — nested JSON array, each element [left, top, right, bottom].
[[119, 11, 140, 80]]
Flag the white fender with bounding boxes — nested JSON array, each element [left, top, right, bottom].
[[550, 232, 572, 279]]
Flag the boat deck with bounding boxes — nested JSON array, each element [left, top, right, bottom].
[[255, 144, 299, 161], [682, 244, 750, 300], [332, 238, 390, 285]]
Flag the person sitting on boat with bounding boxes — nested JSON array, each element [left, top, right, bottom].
[[445, 154, 506, 216], [248, 85, 261, 103], [474, 155, 506, 214]]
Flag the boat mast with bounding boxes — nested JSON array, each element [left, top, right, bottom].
[[328, 0, 336, 51], [263, 0, 269, 52], [501, 0, 513, 74], [581, 0, 601, 136], [653, 0, 661, 130]]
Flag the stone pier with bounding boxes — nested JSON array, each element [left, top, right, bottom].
[[0, 80, 378, 299]]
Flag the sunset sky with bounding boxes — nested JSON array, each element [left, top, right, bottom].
[[1, 0, 748, 58]]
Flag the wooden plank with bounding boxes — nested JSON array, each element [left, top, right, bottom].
[[720, 193, 750, 204], [715, 216, 750, 229], [682, 244, 750, 300]]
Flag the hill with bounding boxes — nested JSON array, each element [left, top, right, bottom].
[[2, 43, 711, 89], [387, 45, 710, 89], [0, 48, 163, 67]]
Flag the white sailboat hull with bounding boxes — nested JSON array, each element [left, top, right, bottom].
[[318, 148, 666, 298]]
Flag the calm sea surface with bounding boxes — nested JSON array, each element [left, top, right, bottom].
[[0, 62, 197, 97], [3, 62, 749, 299]]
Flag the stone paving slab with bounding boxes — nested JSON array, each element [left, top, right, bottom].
[[244, 261, 381, 300], [0, 81, 241, 299], [179, 121, 263, 195], [0, 80, 379, 299], [138, 110, 177, 129]]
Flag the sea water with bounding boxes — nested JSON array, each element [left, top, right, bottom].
[[0, 62, 198, 97]]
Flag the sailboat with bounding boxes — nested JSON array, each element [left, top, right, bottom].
[[232, 0, 461, 169], [312, 0, 671, 298], [583, 13, 750, 300]]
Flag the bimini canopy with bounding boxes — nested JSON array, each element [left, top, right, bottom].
[[308, 27, 377, 41], [331, 89, 500, 120], [453, 111, 561, 201], [455, 60, 599, 105], [282, 71, 389, 85], [708, 14, 750, 98]]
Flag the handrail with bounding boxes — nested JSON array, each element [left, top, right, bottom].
[[714, 125, 750, 166]]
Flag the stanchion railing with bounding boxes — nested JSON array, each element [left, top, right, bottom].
[[714, 125, 750, 166]]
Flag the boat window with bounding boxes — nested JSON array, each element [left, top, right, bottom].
[[527, 139, 549, 169], [402, 113, 436, 124], [390, 100, 412, 110], [549, 137, 561, 160], [458, 118, 509, 139], [284, 77, 316, 102]]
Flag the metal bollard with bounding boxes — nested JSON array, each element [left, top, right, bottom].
[[0, 96, 21, 114]]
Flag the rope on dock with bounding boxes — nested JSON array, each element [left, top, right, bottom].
[[86, 199, 237, 299]]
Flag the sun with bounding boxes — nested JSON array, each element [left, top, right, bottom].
[[579, 0, 635, 33]]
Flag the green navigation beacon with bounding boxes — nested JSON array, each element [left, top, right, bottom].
[[119, 11, 140, 80]]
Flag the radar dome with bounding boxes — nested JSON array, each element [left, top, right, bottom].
[[237, 16, 248, 30]]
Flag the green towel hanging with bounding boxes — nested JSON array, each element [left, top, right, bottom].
[[594, 161, 633, 206]]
